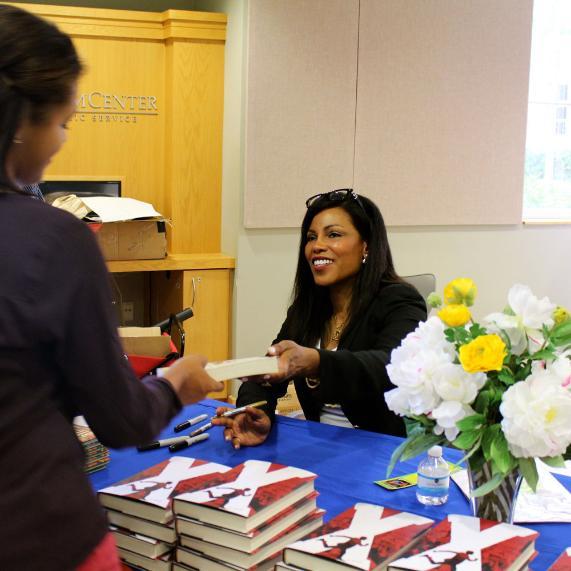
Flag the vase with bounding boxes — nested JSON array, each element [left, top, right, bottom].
[[467, 459, 522, 523]]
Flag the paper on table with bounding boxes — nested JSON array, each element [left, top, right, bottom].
[[451, 460, 571, 523], [81, 196, 162, 223]]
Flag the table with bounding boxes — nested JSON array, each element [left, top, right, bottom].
[[91, 399, 571, 570]]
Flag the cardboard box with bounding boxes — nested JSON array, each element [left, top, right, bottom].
[[118, 326, 171, 358], [93, 220, 167, 261]]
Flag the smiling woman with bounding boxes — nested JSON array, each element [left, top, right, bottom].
[[213, 190, 428, 449]]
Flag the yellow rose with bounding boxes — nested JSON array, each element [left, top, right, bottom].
[[444, 278, 477, 307], [459, 334, 506, 373], [554, 306, 571, 325], [438, 304, 471, 327]]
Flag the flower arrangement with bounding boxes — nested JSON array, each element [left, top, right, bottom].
[[385, 278, 571, 503]]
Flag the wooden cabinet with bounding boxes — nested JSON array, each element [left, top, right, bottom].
[[108, 254, 234, 401]]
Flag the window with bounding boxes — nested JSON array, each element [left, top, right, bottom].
[[523, 0, 571, 221]]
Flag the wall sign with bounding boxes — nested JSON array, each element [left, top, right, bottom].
[[73, 92, 159, 124]]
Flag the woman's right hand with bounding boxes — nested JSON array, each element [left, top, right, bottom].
[[162, 354, 224, 405], [212, 406, 271, 449]]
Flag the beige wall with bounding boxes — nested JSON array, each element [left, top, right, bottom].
[[16, 1, 571, 386], [195, 0, 571, 394]]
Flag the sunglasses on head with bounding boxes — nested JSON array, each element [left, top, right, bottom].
[[305, 188, 365, 212]]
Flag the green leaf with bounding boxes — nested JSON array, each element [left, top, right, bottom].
[[469, 323, 487, 338], [456, 413, 486, 432], [540, 455, 566, 468], [497, 369, 515, 385], [453, 430, 481, 450], [530, 349, 556, 361], [551, 321, 571, 346], [490, 433, 515, 475], [481, 424, 501, 462], [400, 433, 442, 462], [386, 425, 430, 477], [470, 472, 505, 498], [473, 390, 491, 415], [514, 361, 532, 381], [456, 438, 483, 465], [519, 457, 539, 492]]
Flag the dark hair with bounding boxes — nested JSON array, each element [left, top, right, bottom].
[[286, 193, 403, 346], [0, 4, 83, 190]]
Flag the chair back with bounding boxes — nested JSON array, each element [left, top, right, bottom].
[[404, 273, 436, 307]]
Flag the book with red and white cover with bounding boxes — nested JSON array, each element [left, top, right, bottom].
[[174, 549, 279, 571], [107, 508, 176, 543], [98, 456, 230, 523], [172, 459, 317, 532], [177, 509, 325, 569], [388, 514, 539, 571], [283, 503, 434, 571], [548, 547, 571, 570], [117, 546, 172, 571], [176, 491, 319, 552], [110, 526, 174, 559]]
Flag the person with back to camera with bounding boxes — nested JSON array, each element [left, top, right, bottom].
[[212, 189, 427, 448], [0, 5, 223, 570]]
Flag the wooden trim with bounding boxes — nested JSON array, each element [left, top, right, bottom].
[[107, 253, 235, 273], [7, 3, 226, 41]]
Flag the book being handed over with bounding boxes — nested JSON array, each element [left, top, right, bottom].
[[159, 356, 279, 382], [284, 503, 434, 571]]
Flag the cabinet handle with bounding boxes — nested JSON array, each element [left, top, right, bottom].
[[191, 276, 201, 308]]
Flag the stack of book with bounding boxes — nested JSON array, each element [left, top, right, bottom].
[[73, 416, 109, 474], [388, 514, 539, 571], [277, 508, 540, 571], [278, 502, 434, 571], [98, 456, 231, 571], [171, 459, 324, 571]]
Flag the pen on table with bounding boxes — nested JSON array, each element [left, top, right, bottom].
[[212, 400, 268, 420], [173, 413, 209, 433], [189, 422, 213, 437], [169, 432, 210, 452], [137, 435, 189, 452]]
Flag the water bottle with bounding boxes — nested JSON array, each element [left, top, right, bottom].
[[416, 445, 450, 505]]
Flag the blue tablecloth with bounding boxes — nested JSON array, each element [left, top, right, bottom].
[[91, 399, 571, 570]]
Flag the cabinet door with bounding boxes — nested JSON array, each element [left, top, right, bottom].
[[150, 269, 232, 400], [180, 270, 232, 362]]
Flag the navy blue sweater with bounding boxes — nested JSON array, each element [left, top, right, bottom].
[[0, 193, 181, 570]]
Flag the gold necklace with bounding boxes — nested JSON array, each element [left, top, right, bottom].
[[330, 314, 346, 343]]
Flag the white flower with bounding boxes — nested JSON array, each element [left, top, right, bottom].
[[386, 317, 454, 416], [484, 284, 555, 355], [500, 371, 571, 458], [431, 401, 475, 441], [432, 363, 486, 404]]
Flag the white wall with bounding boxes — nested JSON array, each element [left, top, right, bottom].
[[197, 1, 571, 392]]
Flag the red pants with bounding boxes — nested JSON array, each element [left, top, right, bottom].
[[75, 532, 122, 571]]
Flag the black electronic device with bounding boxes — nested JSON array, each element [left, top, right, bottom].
[[39, 180, 121, 204]]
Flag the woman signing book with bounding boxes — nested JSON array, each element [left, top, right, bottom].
[[213, 189, 426, 448]]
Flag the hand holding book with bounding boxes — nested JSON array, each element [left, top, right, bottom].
[[237, 340, 320, 384], [161, 354, 224, 405]]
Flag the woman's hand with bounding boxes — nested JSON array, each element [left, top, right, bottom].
[[211, 406, 271, 449], [162, 354, 224, 405], [265, 340, 320, 381]]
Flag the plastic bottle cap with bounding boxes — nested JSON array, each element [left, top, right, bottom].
[[428, 445, 443, 457]]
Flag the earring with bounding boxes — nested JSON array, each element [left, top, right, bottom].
[[362, 253, 368, 264], [12, 137, 23, 144]]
